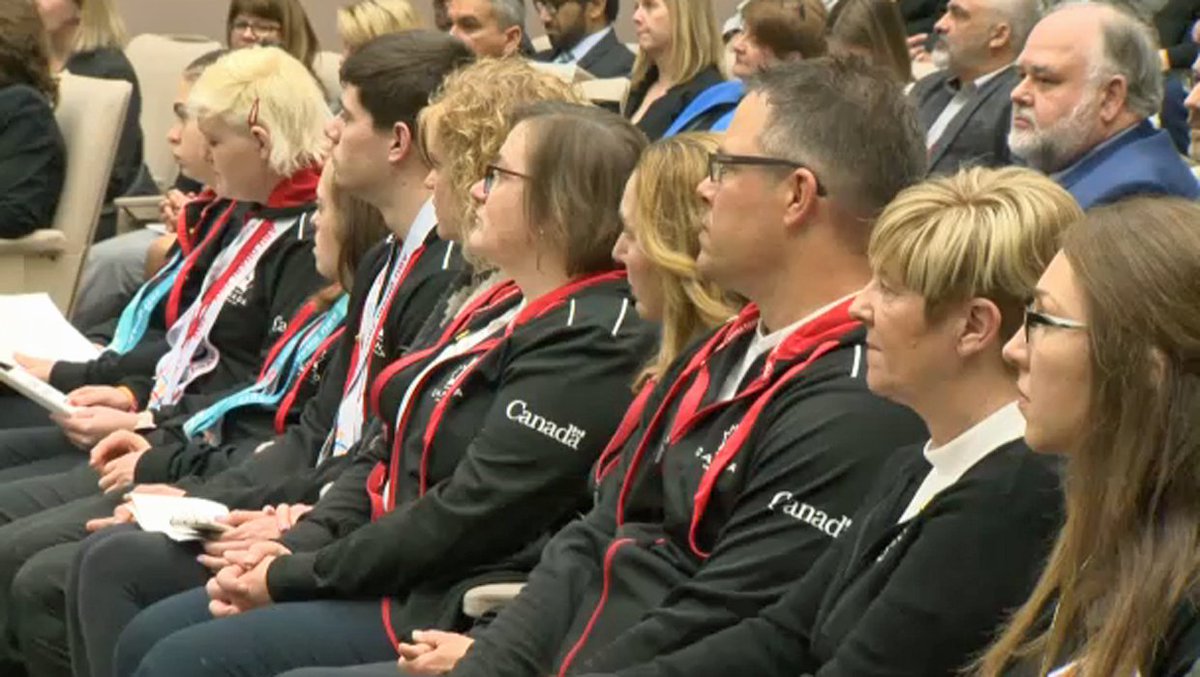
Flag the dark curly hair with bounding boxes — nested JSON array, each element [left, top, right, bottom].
[[0, 0, 58, 105]]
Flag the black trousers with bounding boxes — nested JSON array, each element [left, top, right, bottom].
[[0, 463, 117, 676], [0, 395, 53, 431], [278, 664, 401, 677], [69, 526, 208, 677], [0, 427, 81, 484]]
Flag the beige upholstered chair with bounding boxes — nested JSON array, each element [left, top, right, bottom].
[[124, 33, 222, 190], [0, 73, 132, 313], [530, 34, 553, 53], [312, 51, 344, 106], [579, 78, 630, 106]]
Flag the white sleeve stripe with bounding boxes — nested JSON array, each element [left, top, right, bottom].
[[441, 242, 455, 269], [566, 298, 577, 327], [612, 297, 630, 336], [850, 344, 862, 379]]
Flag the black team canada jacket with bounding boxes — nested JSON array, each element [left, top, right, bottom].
[[592, 438, 1064, 677], [447, 300, 927, 677], [49, 191, 246, 392], [265, 271, 659, 646], [116, 167, 328, 425], [153, 234, 464, 499]]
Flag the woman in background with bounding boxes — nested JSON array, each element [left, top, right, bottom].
[[339, 0, 422, 56], [226, 0, 320, 71], [827, 0, 913, 83], [0, 0, 65, 240], [37, 0, 145, 238], [624, 0, 726, 140]]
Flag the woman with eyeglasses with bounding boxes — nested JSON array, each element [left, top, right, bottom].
[[226, 0, 320, 72], [974, 196, 1200, 676], [110, 102, 659, 677], [581, 167, 1080, 677]]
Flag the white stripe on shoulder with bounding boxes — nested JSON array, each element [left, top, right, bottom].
[[442, 242, 455, 269], [611, 297, 630, 336], [849, 344, 862, 379], [566, 299, 577, 326]]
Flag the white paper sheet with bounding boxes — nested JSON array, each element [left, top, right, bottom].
[[0, 293, 102, 363]]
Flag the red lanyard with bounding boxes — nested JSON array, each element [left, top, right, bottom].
[[594, 380, 656, 486], [178, 217, 280, 348], [273, 326, 347, 434], [613, 300, 859, 558], [372, 270, 627, 516], [165, 201, 239, 328], [255, 300, 318, 381]]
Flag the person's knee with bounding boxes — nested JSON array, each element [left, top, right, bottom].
[[11, 545, 71, 652]]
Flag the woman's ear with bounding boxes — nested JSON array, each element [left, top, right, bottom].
[[251, 125, 273, 161], [958, 298, 1004, 359]]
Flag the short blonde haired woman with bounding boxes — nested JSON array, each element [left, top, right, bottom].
[[586, 167, 1084, 677], [625, 0, 726, 140], [338, 0, 422, 56]]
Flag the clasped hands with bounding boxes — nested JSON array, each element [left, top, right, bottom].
[[202, 505, 311, 617]]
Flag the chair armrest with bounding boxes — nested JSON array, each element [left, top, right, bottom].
[[114, 195, 164, 236], [579, 78, 630, 104], [462, 582, 527, 619], [0, 229, 68, 256]]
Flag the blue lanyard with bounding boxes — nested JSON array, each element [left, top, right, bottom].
[[182, 294, 349, 441], [108, 252, 184, 354]]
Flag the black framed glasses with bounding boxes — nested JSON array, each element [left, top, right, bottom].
[[1023, 305, 1087, 343], [483, 164, 532, 196], [533, 0, 578, 16], [708, 152, 827, 195]]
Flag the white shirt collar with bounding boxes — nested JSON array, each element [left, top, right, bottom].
[[923, 401, 1025, 477], [948, 63, 1011, 94], [752, 291, 859, 351]]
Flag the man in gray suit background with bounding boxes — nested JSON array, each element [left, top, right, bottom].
[[909, 0, 1039, 175]]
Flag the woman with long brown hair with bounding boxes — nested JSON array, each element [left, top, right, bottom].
[[0, 0, 65, 240], [978, 196, 1200, 676]]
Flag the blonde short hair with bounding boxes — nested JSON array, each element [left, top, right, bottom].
[[868, 166, 1082, 336], [337, 0, 422, 54], [75, 0, 128, 52], [630, 0, 725, 92], [188, 46, 329, 177], [418, 59, 586, 241]]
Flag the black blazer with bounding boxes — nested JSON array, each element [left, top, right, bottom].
[[536, 28, 636, 79], [624, 65, 725, 141], [0, 84, 65, 239], [909, 66, 1019, 176], [1157, 0, 1200, 69], [899, 0, 947, 35]]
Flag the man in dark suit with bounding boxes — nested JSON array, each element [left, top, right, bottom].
[[533, 0, 635, 78], [1009, 3, 1200, 208], [910, 0, 1038, 176]]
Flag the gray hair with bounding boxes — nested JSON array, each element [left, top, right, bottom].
[[488, 0, 526, 29], [749, 56, 927, 217], [1050, 1, 1163, 118], [991, 0, 1041, 53]]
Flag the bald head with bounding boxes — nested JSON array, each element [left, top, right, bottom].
[[1006, 1, 1162, 173], [930, 0, 1040, 79]]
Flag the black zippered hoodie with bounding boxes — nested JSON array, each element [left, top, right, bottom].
[[151, 234, 464, 498], [448, 302, 926, 677], [265, 274, 659, 646], [49, 194, 246, 393]]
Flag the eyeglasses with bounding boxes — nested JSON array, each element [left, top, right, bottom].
[[231, 19, 283, 37], [483, 164, 531, 196], [1023, 305, 1087, 343], [708, 152, 827, 195], [533, 0, 578, 16]]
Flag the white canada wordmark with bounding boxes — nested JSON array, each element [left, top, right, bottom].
[[506, 400, 587, 450], [768, 492, 853, 537]]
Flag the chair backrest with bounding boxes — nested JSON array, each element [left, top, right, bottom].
[[312, 51, 344, 106], [531, 35, 552, 53], [53, 73, 132, 302], [124, 33, 222, 190]]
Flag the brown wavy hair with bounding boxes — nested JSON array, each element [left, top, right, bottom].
[[977, 197, 1200, 676], [0, 1, 58, 105]]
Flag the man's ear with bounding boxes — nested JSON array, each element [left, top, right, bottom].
[[251, 125, 272, 162], [503, 26, 524, 56], [1098, 74, 1130, 125], [388, 121, 413, 166], [780, 167, 821, 236], [987, 22, 1012, 51], [958, 298, 1004, 358]]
